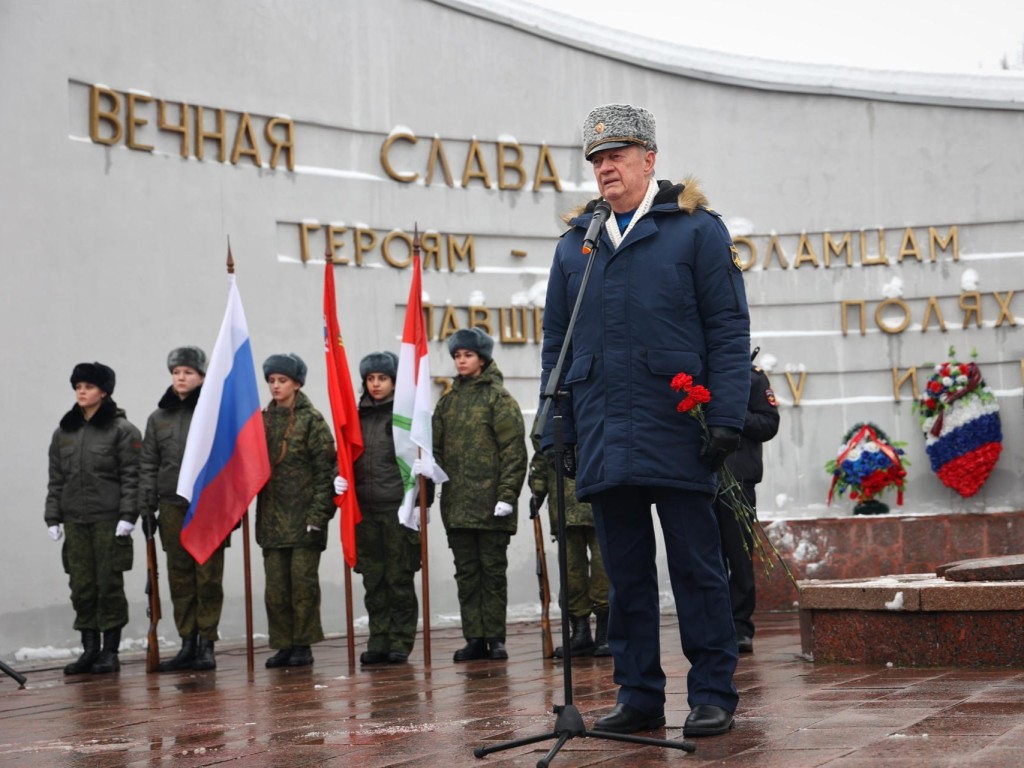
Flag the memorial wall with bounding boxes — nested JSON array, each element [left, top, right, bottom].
[[2, 0, 1022, 657]]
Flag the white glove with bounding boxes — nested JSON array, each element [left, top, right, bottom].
[[333, 475, 348, 495], [494, 501, 514, 518], [306, 524, 322, 533], [412, 458, 424, 476], [115, 520, 134, 537], [48, 525, 63, 542]]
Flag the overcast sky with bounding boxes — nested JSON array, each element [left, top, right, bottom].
[[525, 0, 1024, 73]]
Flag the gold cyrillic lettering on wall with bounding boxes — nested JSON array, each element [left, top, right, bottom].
[[296, 224, 477, 269], [499, 307, 530, 343], [839, 292, 1018, 335], [381, 231, 413, 268], [732, 237, 757, 271], [993, 291, 1017, 326], [126, 92, 154, 152], [447, 235, 475, 272], [921, 296, 947, 332], [793, 233, 819, 268], [929, 226, 958, 262], [379, 133, 562, 191], [422, 304, 543, 344], [892, 367, 919, 401], [823, 232, 853, 267], [763, 235, 790, 269], [86, 85, 295, 170], [90, 86, 122, 145], [875, 298, 911, 334], [157, 100, 190, 157], [860, 229, 888, 265], [897, 227, 922, 263], [841, 300, 867, 336], [784, 371, 806, 407]]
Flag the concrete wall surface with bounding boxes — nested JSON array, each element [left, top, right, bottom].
[[1, 0, 1022, 657]]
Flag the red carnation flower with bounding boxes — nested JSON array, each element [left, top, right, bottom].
[[688, 385, 711, 404], [671, 373, 693, 392]]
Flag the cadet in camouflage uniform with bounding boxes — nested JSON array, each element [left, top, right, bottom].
[[527, 416, 610, 658], [430, 329, 527, 662], [138, 346, 227, 672], [258, 353, 337, 669], [345, 351, 422, 665], [45, 362, 142, 675]]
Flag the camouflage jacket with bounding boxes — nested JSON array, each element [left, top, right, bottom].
[[45, 398, 142, 526], [256, 390, 337, 550], [137, 385, 200, 514], [432, 360, 526, 533], [528, 421, 595, 530]]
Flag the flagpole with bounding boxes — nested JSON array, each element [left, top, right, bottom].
[[325, 242, 358, 671], [413, 228, 432, 668], [227, 241, 257, 679]]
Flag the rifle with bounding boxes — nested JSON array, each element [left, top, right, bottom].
[[530, 496, 554, 658], [144, 516, 162, 673]]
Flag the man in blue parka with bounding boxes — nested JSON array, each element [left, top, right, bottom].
[[540, 104, 751, 738]]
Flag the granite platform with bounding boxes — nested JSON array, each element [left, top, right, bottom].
[[799, 555, 1024, 667]]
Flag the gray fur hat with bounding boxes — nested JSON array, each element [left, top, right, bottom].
[[167, 346, 207, 375], [359, 350, 398, 382], [70, 361, 116, 395], [262, 353, 307, 386], [446, 328, 494, 362], [582, 103, 658, 159]]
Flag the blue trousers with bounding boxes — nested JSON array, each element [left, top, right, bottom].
[[591, 486, 739, 715]]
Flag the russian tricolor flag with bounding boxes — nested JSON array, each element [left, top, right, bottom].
[[177, 274, 270, 564]]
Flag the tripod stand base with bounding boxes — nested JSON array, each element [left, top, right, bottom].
[[473, 704, 695, 767]]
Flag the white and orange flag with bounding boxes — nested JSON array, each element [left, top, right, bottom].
[[393, 251, 447, 530]]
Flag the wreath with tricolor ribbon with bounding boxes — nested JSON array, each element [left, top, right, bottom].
[[826, 422, 908, 506], [914, 348, 1002, 498]]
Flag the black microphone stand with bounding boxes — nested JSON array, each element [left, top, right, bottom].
[[473, 213, 695, 767]]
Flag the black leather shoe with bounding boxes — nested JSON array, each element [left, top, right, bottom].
[[683, 705, 734, 737], [737, 636, 754, 654], [592, 703, 666, 734], [387, 651, 409, 663], [288, 645, 314, 666], [265, 648, 292, 668], [360, 650, 388, 665], [453, 638, 488, 662]]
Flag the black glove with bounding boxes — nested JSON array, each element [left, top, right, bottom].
[[546, 445, 577, 479], [701, 426, 741, 472], [529, 493, 545, 518], [141, 514, 158, 538]]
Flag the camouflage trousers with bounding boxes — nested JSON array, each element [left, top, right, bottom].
[[62, 519, 133, 631], [157, 502, 226, 642], [262, 546, 324, 649], [355, 507, 421, 655], [559, 525, 610, 618], [446, 529, 511, 641]]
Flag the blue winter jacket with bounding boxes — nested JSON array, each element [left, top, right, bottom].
[[540, 178, 751, 500]]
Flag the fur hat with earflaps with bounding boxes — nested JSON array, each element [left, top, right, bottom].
[[70, 362, 116, 395], [446, 328, 494, 362], [359, 351, 398, 382], [167, 346, 207, 375], [262, 353, 307, 386]]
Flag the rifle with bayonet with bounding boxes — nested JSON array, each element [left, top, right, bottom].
[[529, 494, 555, 659], [143, 515, 161, 673]]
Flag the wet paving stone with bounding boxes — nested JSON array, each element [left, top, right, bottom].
[[3, 614, 1024, 766]]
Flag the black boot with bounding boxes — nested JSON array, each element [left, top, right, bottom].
[[487, 638, 508, 661], [453, 638, 488, 662], [192, 637, 216, 671], [158, 635, 197, 672], [265, 647, 292, 668], [555, 615, 595, 658], [90, 628, 121, 674], [64, 630, 100, 675], [288, 645, 314, 666], [593, 612, 611, 657]]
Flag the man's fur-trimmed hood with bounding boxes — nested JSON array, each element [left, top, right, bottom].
[[562, 176, 708, 225]]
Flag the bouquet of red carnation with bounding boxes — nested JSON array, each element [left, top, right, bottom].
[[672, 372, 792, 581]]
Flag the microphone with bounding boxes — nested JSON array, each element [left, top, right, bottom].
[[581, 199, 612, 255]]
